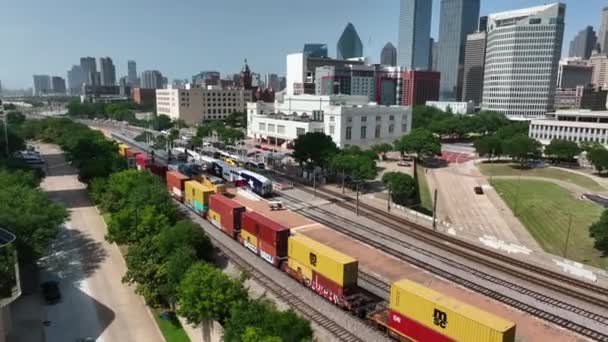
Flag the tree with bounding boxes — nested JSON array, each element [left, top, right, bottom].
[[151, 114, 174, 131], [502, 135, 541, 166], [474, 136, 503, 160], [382, 172, 417, 206], [177, 263, 248, 325], [474, 111, 509, 135], [544, 139, 582, 162], [106, 205, 172, 244], [587, 145, 608, 175], [590, 210, 608, 254], [394, 128, 441, 160], [6, 112, 26, 126], [225, 112, 247, 128], [241, 327, 282, 342], [292, 132, 339, 170], [331, 152, 377, 182], [370, 143, 393, 159], [156, 220, 213, 262]]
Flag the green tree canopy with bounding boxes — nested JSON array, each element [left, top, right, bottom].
[[544, 139, 582, 161], [293, 132, 339, 170], [331, 150, 378, 181], [502, 135, 541, 166], [382, 172, 417, 206], [394, 128, 441, 160], [177, 263, 248, 325], [587, 145, 608, 174], [590, 210, 608, 254], [474, 136, 503, 160]]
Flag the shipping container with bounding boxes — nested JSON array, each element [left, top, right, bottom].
[[240, 229, 259, 254], [125, 149, 140, 168], [147, 164, 167, 179], [184, 181, 214, 215], [208, 194, 245, 238], [118, 144, 129, 157], [242, 212, 290, 266], [287, 234, 358, 287], [136, 153, 151, 170], [387, 309, 454, 342], [390, 279, 516, 342], [166, 171, 190, 202]]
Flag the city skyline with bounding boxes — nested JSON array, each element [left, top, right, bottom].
[[0, 0, 606, 88]]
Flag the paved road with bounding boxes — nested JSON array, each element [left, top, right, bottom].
[[35, 143, 164, 342]]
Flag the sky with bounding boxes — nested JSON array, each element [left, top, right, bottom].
[[0, 0, 606, 89]]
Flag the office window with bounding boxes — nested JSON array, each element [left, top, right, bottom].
[[389, 124, 395, 134], [268, 124, 275, 132], [330, 116, 335, 122], [297, 128, 305, 136], [361, 126, 367, 139], [389, 115, 395, 121], [329, 125, 335, 135], [346, 126, 352, 140], [361, 116, 367, 123], [277, 125, 285, 134], [376, 116, 381, 122], [259, 123, 266, 131], [375, 125, 381, 138]]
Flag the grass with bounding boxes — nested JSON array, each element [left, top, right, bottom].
[[479, 163, 605, 192], [415, 163, 434, 214], [152, 308, 190, 342], [491, 179, 607, 269]]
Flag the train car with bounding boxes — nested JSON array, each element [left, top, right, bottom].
[[135, 153, 152, 171], [382, 279, 516, 342], [285, 234, 360, 309], [211, 161, 243, 183], [146, 163, 167, 179], [208, 194, 246, 238], [239, 211, 289, 267], [118, 144, 129, 157], [166, 171, 190, 202], [239, 170, 273, 197], [184, 181, 214, 216], [125, 148, 140, 168]]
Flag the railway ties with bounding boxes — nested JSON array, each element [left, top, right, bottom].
[[277, 192, 608, 341]]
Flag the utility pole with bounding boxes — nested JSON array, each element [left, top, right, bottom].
[[432, 189, 438, 230], [342, 169, 345, 194], [564, 213, 573, 258], [356, 182, 360, 216], [387, 184, 391, 212], [312, 167, 316, 198]]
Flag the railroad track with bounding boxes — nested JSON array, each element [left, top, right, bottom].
[[284, 179, 608, 303], [278, 193, 608, 341], [177, 206, 367, 342]]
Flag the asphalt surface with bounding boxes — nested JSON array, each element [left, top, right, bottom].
[[34, 143, 163, 342]]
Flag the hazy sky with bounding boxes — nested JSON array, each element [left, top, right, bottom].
[[0, 0, 605, 89]]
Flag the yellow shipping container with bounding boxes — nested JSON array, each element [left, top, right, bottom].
[[287, 235, 358, 287], [240, 229, 258, 254], [288, 258, 313, 280], [184, 181, 214, 210], [390, 279, 516, 342], [118, 144, 129, 157]]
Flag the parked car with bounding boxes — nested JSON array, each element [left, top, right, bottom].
[[474, 186, 484, 195], [397, 161, 411, 167], [41, 281, 61, 304]]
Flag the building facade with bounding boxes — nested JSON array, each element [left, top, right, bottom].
[[79, 57, 97, 86], [51, 76, 66, 94], [381, 42, 397, 66], [128, 60, 138, 86], [557, 58, 592, 89], [530, 110, 608, 146], [590, 54, 608, 87], [247, 94, 411, 149], [336, 23, 363, 60], [426, 101, 474, 114], [437, 0, 480, 101], [99, 57, 116, 86], [32, 75, 51, 96], [598, 7, 608, 53], [482, 3, 566, 119], [555, 86, 608, 111], [400, 70, 440, 107], [156, 85, 252, 125], [141, 70, 164, 89], [569, 26, 597, 59], [131, 88, 156, 107], [265, 73, 280, 91], [398, 0, 432, 69], [315, 64, 376, 101], [67, 65, 83, 95], [462, 31, 487, 105], [303, 44, 328, 58]]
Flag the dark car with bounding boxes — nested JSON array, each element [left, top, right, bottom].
[[474, 186, 484, 195], [41, 281, 61, 304]]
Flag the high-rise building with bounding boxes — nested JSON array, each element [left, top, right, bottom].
[[51, 76, 66, 94], [462, 31, 487, 105], [336, 23, 363, 60], [381, 42, 397, 66], [400, 70, 440, 106], [598, 7, 608, 53], [192, 71, 221, 86], [590, 54, 608, 87], [314, 64, 376, 101], [478, 16, 488, 32], [99, 57, 116, 86], [128, 60, 138, 86], [80, 57, 97, 86], [32, 75, 51, 96], [557, 58, 592, 89], [569, 26, 597, 59], [265, 73, 280, 91], [431, 41, 439, 71], [303, 44, 329, 58], [482, 3, 566, 119], [67, 65, 83, 95], [140, 70, 164, 89], [397, 0, 432, 69], [437, 0, 480, 101]]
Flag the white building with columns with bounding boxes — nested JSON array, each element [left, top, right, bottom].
[[529, 109, 608, 146]]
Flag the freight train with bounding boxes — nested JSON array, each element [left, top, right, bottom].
[[119, 143, 517, 342]]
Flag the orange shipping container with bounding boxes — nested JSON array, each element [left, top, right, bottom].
[[390, 279, 516, 342], [287, 234, 358, 287]]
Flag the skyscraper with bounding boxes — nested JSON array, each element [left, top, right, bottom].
[[80, 57, 97, 86], [51, 76, 66, 94], [140, 70, 164, 89], [482, 3, 566, 119], [437, 0, 480, 101], [265, 73, 280, 91], [462, 31, 487, 105], [67, 65, 83, 95], [599, 7, 608, 53], [336, 23, 363, 59], [381, 42, 397, 66], [303, 44, 329, 58], [397, 0, 432, 69], [33, 75, 51, 96], [569, 26, 597, 59], [128, 60, 137, 85], [99, 57, 116, 86]]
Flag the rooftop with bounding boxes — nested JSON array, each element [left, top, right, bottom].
[[489, 3, 560, 21]]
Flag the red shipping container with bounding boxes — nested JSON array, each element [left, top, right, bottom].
[[259, 240, 282, 267], [311, 271, 347, 307], [208, 194, 246, 238], [125, 149, 139, 158], [166, 171, 190, 202], [147, 164, 167, 179], [242, 211, 289, 255], [387, 309, 454, 342], [136, 153, 151, 169]]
